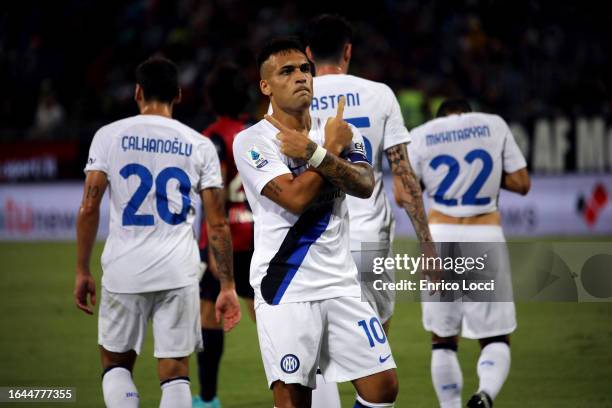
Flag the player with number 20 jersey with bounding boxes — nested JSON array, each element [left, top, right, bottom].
[[86, 114, 223, 293], [76, 57, 240, 408]]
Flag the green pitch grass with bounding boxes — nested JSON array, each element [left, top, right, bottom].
[[0, 240, 611, 407]]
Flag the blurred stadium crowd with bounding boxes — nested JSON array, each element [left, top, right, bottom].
[[1, 0, 610, 143]]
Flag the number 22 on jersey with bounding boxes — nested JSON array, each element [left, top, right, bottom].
[[429, 148, 493, 206]]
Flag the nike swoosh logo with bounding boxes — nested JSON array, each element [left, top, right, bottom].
[[289, 165, 306, 171], [379, 354, 391, 363]]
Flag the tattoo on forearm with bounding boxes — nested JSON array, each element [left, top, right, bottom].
[[386, 144, 433, 243], [305, 141, 317, 160], [208, 188, 234, 283], [316, 153, 373, 198], [263, 180, 283, 198], [86, 186, 99, 199], [210, 232, 234, 283]]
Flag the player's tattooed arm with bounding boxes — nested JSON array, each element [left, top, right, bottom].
[[315, 153, 374, 198], [312, 95, 373, 197], [201, 187, 234, 285], [262, 170, 326, 214], [202, 187, 241, 331], [386, 143, 433, 243], [75, 170, 108, 314], [86, 185, 100, 199], [263, 100, 373, 199], [261, 179, 283, 199], [77, 170, 108, 272]]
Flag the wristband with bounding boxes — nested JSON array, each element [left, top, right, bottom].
[[308, 144, 327, 167]]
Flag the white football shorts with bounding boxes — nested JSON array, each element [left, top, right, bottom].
[[256, 296, 396, 388], [421, 224, 516, 339], [98, 283, 202, 358]]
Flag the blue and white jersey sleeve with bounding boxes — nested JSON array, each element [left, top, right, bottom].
[[197, 137, 224, 191], [233, 127, 291, 195], [381, 84, 411, 150], [84, 127, 111, 175], [342, 125, 371, 165], [498, 117, 527, 173]]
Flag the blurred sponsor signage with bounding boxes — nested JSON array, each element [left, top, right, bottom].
[[0, 140, 79, 182], [0, 175, 610, 241], [0, 183, 108, 240], [387, 174, 612, 238]]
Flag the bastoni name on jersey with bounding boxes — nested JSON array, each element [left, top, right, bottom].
[[311, 92, 361, 111]]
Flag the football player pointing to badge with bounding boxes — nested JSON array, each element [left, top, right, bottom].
[[233, 38, 399, 408]]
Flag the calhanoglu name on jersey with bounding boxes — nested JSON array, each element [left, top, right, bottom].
[[372, 279, 496, 292]]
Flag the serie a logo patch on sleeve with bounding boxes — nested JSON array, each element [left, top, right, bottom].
[[248, 145, 269, 169]]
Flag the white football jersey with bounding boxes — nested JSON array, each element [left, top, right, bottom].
[[84, 115, 223, 293], [409, 113, 527, 217], [309, 74, 412, 250], [233, 117, 368, 306]]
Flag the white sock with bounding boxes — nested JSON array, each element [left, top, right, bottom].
[[159, 377, 191, 408], [102, 367, 139, 408], [477, 342, 511, 400], [431, 349, 463, 408], [311, 374, 340, 408], [355, 394, 394, 407]]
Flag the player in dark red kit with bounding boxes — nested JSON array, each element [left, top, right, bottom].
[[193, 63, 255, 408]]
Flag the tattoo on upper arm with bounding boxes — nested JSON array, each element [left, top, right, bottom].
[[86, 186, 100, 199], [386, 144, 410, 175], [386, 145, 404, 170], [385, 144, 433, 242], [262, 180, 283, 198]]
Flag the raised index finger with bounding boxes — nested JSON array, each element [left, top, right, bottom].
[[264, 114, 292, 133], [336, 95, 346, 119]]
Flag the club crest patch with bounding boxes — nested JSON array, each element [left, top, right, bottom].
[[280, 354, 300, 374], [248, 145, 269, 168]]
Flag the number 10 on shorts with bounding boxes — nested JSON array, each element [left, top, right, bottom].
[[358, 317, 387, 347]]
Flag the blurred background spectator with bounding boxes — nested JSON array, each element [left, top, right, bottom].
[[0, 0, 610, 174]]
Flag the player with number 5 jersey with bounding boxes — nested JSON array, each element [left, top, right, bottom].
[[303, 15, 435, 337]]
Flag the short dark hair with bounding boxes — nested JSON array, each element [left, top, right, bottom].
[[135, 57, 179, 104], [256, 37, 305, 72], [206, 63, 249, 117], [436, 98, 473, 117], [305, 14, 353, 63]]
